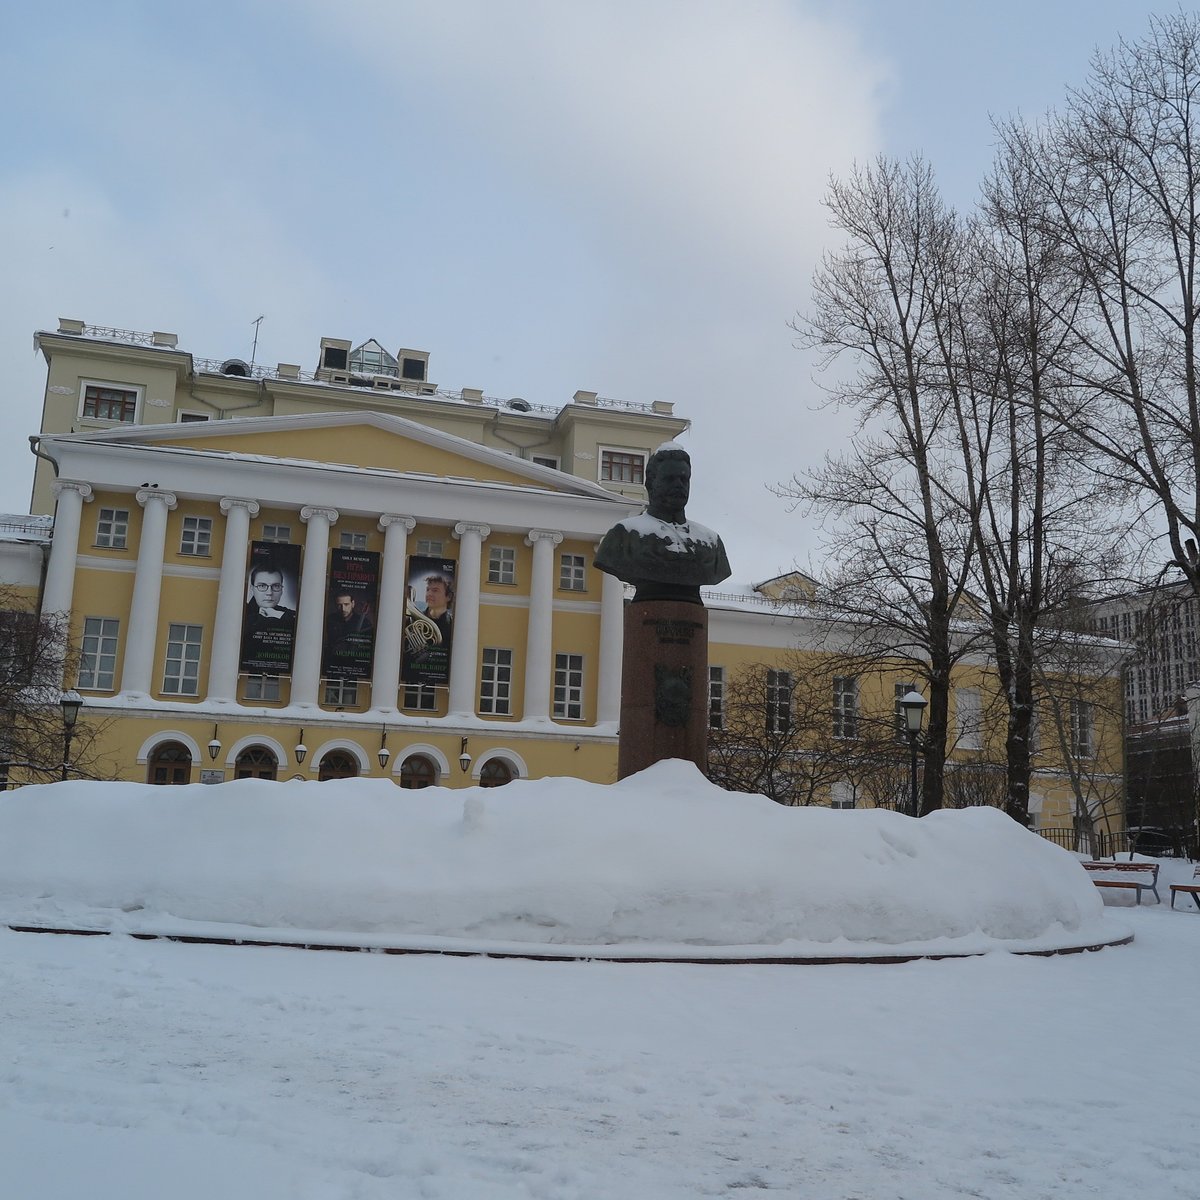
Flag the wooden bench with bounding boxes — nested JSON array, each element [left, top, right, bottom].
[[1081, 861, 1161, 904], [1170, 866, 1200, 911]]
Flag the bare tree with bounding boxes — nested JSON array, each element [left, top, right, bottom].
[[0, 587, 113, 786], [786, 157, 983, 813]]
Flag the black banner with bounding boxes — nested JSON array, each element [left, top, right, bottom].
[[401, 555, 456, 686], [240, 541, 301, 675], [321, 549, 381, 680]]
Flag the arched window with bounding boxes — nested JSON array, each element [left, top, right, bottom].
[[148, 741, 192, 785], [478, 758, 514, 788], [235, 746, 278, 780], [318, 750, 359, 781], [399, 754, 436, 790]]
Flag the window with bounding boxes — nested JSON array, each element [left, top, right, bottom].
[[709, 666, 725, 730], [400, 754, 436, 789], [766, 669, 792, 734], [600, 449, 645, 485], [148, 741, 191, 785], [894, 681, 917, 742], [488, 545, 516, 585], [339, 531, 368, 551], [833, 675, 858, 739], [79, 617, 119, 690], [318, 751, 358, 780], [82, 383, 137, 422], [480, 648, 513, 715], [403, 684, 438, 711], [243, 675, 281, 702], [179, 411, 209, 423], [1070, 699, 1093, 758], [956, 688, 982, 749], [559, 553, 586, 592], [261, 524, 291, 543], [324, 678, 360, 707], [416, 539, 444, 556], [531, 455, 560, 470], [554, 653, 584, 720], [162, 624, 203, 695], [95, 508, 129, 549], [179, 515, 212, 556], [830, 780, 855, 809], [235, 746, 277, 780], [479, 758, 514, 787]]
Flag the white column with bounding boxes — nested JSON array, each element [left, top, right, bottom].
[[597, 567, 625, 726], [448, 521, 490, 717], [42, 480, 92, 617], [120, 488, 177, 697], [206, 497, 260, 703], [523, 529, 562, 721], [371, 513, 416, 712], [291, 506, 337, 707]]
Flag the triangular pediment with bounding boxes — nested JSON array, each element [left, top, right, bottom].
[[49, 411, 613, 499]]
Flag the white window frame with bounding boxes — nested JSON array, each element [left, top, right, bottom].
[[480, 648, 514, 716], [531, 454, 560, 470], [559, 552, 587, 592], [94, 507, 129, 549], [488, 545, 517, 585], [162, 623, 203, 696], [709, 665, 725, 730], [956, 687, 982, 750], [79, 616, 120, 690], [260, 524, 291, 544], [415, 538, 444, 556], [177, 410, 210, 423], [179, 515, 213, 557], [402, 683, 438, 712], [243, 674, 281, 701], [79, 379, 141, 425], [766, 669, 793, 735], [598, 446, 647, 486], [324, 678, 360, 707], [830, 780, 856, 809], [339, 531, 368, 551], [833, 675, 859, 739], [1070, 699, 1093, 759], [553, 652, 585, 720]]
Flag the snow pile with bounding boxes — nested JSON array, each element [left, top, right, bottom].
[[0, 760, 1115, 955]]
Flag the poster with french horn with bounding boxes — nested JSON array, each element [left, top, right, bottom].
[[401, 555, 456, 686]]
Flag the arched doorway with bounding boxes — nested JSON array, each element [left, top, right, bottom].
[[318, 750, 359, 781], [235, 746, 278, 780], [399, 753, 436, 790], [478, 757, 515, 788], [148, 741, 192, 785]]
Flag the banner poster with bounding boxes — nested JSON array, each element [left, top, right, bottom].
[[321, 549, 381, 680], [400, 555, 457, 687], [239, 541, 302, 676]]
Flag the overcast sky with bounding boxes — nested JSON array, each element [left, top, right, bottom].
[[0, 0, 1170, 582]]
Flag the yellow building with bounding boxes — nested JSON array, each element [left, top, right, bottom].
[[2, 320, 1123, 831]]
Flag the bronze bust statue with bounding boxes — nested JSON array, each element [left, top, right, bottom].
[[594, 444, 731, 604]]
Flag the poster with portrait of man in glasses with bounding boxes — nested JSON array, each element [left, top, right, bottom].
[[239, 541, 301, 675]]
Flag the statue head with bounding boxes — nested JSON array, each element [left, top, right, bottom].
[[645, 444, 690, 522]]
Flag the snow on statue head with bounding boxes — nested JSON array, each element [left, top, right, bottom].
[[594, 443, 732, 605]]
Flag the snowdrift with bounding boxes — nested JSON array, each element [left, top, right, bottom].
[[0, 760, 1120, 957]]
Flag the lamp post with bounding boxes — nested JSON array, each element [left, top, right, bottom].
[[899, 689, 927, 817], [59, 689, 83, 782]]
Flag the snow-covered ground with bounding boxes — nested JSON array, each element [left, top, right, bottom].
[[1, 764, 1197, 1197]]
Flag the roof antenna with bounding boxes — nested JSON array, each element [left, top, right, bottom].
[[250, 314, 265, 369]]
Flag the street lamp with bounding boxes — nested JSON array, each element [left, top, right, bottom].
[[458, 736, 472, 774], [377, 728, 391, 771], [294, 729, 307, 766], [207, 723, 222, 761], [59, 688, 83, 782], [899, 689, 927, 817]]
